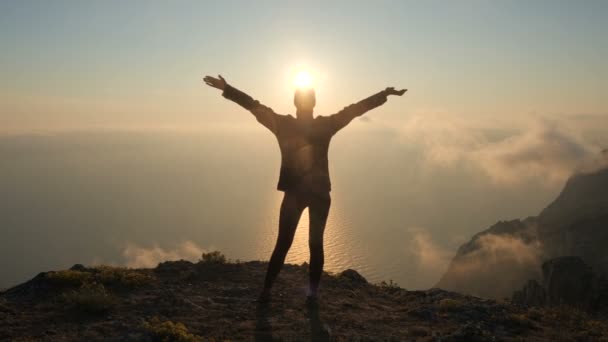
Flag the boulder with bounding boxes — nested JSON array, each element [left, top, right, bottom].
[[338, 269, 368, 284]]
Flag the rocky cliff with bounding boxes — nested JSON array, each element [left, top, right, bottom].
[[437, 166, 608, 299], [538, 167, 608, 275], [512, 256, 608, 314]]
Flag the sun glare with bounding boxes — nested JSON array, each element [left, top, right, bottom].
[[293, 71, 313, 88]]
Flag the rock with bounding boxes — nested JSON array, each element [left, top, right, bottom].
[[512, 279, 546, 307], [338, 269, 368, 284], [155, 260, 194, 274], [537, 167, 608, 275], [542, 256, 595, 308], [439, 164, 608, 300], [592, 275, 608, 314], [512, 256, 608, 312], [69, 264, 87, 272]]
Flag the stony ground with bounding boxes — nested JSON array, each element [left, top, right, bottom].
[[2, 257, 608, 341]]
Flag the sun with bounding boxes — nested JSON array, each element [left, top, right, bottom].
[[293, 70, 313, 88]]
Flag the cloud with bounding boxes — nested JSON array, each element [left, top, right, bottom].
[[407, 227, 452, 270], [396, 114, 602, 186], [472, 119, 599, 186], [436, 223, 543, 298], [122, 241, 205, 268], [577, 148, 608, 174], [397, 113, 484, 166], [451, 234, 542, 275]]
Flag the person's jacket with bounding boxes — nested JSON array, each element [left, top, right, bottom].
[[223, 85, 388, 193]]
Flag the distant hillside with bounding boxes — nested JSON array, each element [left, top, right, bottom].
[[3, 257, 608, 340], [437, 165, 608, 300]]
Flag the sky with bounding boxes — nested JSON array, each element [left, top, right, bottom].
[[1, 0, 607, 132], [1, 1, 607, 289]]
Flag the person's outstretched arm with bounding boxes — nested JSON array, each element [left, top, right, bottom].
[[329, 87, 407, 133], [204, 74, 280, 134]]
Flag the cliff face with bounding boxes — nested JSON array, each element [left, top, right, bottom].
[[538, 168, 608, 275], [437, 166, 608, 299]]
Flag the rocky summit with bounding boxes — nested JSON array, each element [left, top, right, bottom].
[[2, 257, 608, 341]]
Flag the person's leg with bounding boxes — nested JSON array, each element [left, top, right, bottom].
[[308, 192, 331, 298], [261, 191, 306, 297]]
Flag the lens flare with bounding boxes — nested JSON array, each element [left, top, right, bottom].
[[293, 71, 313, 88]]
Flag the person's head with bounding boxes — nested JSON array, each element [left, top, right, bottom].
[[294, 88, 316, 116]]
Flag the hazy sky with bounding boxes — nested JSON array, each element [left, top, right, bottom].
[[1, 0, 607, 132]]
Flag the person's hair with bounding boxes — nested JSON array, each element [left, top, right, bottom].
[[294, 88, 316, 110]]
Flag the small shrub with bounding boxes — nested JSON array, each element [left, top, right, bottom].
[[438, 298, 464, 312], [377, 279, 402, 295], [200, 251, 226, 264], [378, 279, 399, 289], [141, 316, 202, 342], [45, 270, 92, 287], [62, 282, 117, 315]]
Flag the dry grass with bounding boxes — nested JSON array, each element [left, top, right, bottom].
[[94, 265, 154, 288], [61, 282, 117, 315], [141, 316, 202, 342], [541, 306, 608, 337], [44, 266, 154, 289], [45, 270, 92, 287]]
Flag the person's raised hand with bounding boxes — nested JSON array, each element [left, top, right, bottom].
[[204, 75, 227, 91], [385, 87, 407, 96]]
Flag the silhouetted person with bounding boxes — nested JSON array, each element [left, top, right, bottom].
[[204, 74, 406, 303]]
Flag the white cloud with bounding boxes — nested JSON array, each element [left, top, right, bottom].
[[396, 114, 602, 186], [472, 119, 599, 186], [407, 227, 452, 270], [436, 224, 543, 298], [122, 241, 205, 268], [451, 233, 542, 275], [397, 113, 485, 166]]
